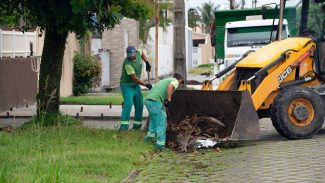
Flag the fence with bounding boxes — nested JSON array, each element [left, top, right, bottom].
[[0, 28, 37, 58], [0, 58, 37, 112]]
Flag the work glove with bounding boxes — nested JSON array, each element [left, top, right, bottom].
[[163, 99, 171, 108], [145, 83, 152, 90], [145, 61, 151, 72]]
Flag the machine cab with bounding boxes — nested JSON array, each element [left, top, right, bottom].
[[297, 0, 325, 78]]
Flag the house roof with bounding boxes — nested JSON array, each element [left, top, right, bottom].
[[192, 31, 208, 40]]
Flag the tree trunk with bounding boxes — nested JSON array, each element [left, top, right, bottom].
[[230, 0, 235, 9], [37, 29, 68, 116]]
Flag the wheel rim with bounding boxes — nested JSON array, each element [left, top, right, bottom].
[[288, 99, 314, 127]]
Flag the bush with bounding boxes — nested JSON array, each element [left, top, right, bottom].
[[73, 53, 102, 96]]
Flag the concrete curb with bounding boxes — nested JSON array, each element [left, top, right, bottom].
[[0, 116, 148, 120]]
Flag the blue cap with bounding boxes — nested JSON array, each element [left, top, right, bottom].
[[126, 46, 136, 57]]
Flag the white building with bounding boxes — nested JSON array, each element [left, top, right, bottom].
[[146, 0, 193, 77]]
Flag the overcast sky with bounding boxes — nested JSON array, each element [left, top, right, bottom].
[[187, 0, 301, 10]]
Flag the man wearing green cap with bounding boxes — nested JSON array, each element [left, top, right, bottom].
[[119, 46, 152, 131], [144, 73, 184, 151]]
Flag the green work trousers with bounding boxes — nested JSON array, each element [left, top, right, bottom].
[[119, 84, 143, 130], [145, 99, 167, 148]]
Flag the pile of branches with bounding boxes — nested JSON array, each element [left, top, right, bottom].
[[167, 115, 227, 152]]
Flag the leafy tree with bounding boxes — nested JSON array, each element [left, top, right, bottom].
[[0, 3, 20, 26], [137, 0, 154, 44], [197, 1, 220, 33], [137, 0, 172, 44], [158, 3, 173, 32], [0, 0, 148, 116], [139, 18, 154, 44], [188, 8, 200, 29]]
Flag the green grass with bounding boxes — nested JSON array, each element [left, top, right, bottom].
[[60, 95, 124, 105], [23, 113, 81, 127], [0, 126, 154, 183], [189, 64, 214, 75], [197, 64, 214, 68], [60, 92, 148, 105]]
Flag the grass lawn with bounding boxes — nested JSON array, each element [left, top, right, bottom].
[[60, 92, 147, 105], [188, 64, 214, 75], [60, 95, 124, 105], [0, 112, 244, 182], [0, 126, 154, 183]]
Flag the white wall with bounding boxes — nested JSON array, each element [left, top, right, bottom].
[[147, 44, 174, 77], [147, 25, 174, 77]]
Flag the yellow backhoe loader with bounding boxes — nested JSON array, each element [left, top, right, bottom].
[[169, 0, 325, 140]]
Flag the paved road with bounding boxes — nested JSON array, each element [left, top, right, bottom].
[[135, 118, 325, 183]]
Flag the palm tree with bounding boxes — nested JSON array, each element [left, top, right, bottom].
[[188, 8, 200, 30], [138, 0, 172, 44], [197, 1, 220, 33], [229, 0, 246, 9]]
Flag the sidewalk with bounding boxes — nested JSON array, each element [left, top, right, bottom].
[[0, 73, 207, 123], [0, 105, 148, 119]]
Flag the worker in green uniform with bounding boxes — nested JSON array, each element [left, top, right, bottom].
[[119, 46, 152, 131], [144, 73, 184, 151]]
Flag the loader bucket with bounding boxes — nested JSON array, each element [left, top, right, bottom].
[[168, 90, 260, 140]]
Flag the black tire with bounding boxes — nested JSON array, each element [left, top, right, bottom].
[[270, 86, 324, 139]]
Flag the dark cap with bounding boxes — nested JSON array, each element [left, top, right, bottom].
[[126, 46, 136, 58], [173, 73, 184, 84]]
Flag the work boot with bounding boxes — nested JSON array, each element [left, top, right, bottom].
[[154, 144, 165, 152], [144, 136, 155, 143], [132, 124, 142, 130], [119, 124, 129, 131]]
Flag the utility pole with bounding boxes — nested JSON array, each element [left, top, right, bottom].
[[173, 0, 187, 84], [154, 1, 159, 82]]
